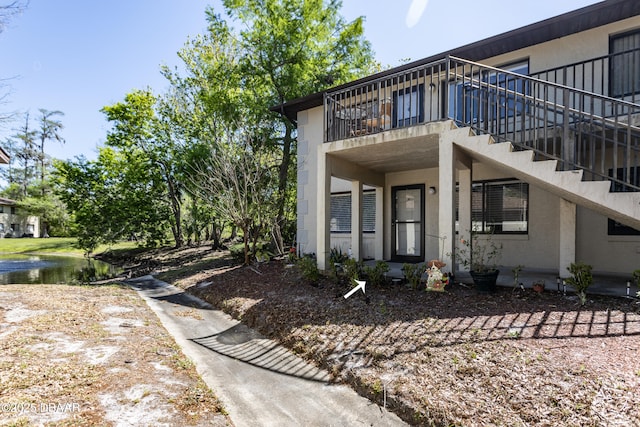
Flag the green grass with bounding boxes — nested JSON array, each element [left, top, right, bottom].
[[0, 237, 138, 257]]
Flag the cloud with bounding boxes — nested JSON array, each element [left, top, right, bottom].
[[406, 0, 429, 28]]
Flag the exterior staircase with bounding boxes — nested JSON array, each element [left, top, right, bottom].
[[449, 127, 640, 231]]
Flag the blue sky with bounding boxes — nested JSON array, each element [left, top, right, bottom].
[[0, 0, 599, 161]]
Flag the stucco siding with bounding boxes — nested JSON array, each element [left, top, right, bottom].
[[296, 106, 324, 255], [295, 12, 640, 275]]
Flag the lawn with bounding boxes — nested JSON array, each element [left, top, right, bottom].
[[0, 237, 137, 257]]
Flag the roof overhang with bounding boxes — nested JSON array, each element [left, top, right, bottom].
[[0, 146, 9, 164]]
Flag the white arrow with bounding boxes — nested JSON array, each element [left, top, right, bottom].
[[343, 280, 366, 299]]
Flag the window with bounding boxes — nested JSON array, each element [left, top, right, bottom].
[[608, 167, 640, 235], [362, 192, 376, 232], [393, 84, 424, 127], [330, 191, 376, 233], [11, 224, 19, 233], [0, 206, 4, 213], [610, 30, 640, 98], [10, 207, 16, 215], [471, 179, 529, 233], [330, 193, 351, 233], [449, 61, 529, 125]]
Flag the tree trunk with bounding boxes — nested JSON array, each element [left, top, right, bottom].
[[210, 221, 222, 249], [242, 223, 250, 265], [166, 176, 183, 248]]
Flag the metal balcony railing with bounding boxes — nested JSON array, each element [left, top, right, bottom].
[[530, 47, 640, 104], [324, 55, 640, 192]]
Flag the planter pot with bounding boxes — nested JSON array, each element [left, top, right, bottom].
[[470, 270, 500, 293], [532, 281, 545, 293]]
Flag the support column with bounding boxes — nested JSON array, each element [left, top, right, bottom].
[[439, 132, 472, 271], [457, 167, 472, 260], [439, 138, 456, 267], [316, 151, 332, 271], [559, 198, 576, 278], [375, 187, 384, 261], [351, 180, 363, 261]]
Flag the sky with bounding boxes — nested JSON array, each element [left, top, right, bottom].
[[0, 0, 601, 162]]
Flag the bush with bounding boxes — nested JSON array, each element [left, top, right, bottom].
[[632, 269, 640, 298], [402, 263, 425, 290], [229, 242, 246, 263], [364, 261, 390, 287], [342, 258, 363, 285], [565, 261, 593, 305], [328, 247, 349, 280], [297, 254, 320, 285], [229, 241, 274, 264]]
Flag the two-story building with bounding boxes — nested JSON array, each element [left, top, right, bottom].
[[0, 198, 40, 238], [276, 0, 640, 282]]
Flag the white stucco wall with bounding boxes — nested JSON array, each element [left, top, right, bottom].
[[0, 212, 40, 238], [296, 106, 324, 256], [577, 208, 640, 274], [482, 16, 640, 74], [296, 15, 640, 275], [472, 164, 561, 271]]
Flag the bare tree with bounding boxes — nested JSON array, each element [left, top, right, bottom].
[[0, 1, 28, 34], [189, 141, 278, 265], [0, 2, 29, 125]]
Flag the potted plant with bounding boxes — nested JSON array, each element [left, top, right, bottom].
[[455, 230, 503, 293], [532, 279, 545, 293]]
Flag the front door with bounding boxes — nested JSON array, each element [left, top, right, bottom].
[[392, 185, 425, 263]]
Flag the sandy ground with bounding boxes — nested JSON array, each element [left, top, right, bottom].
[[0, 283, 231, 427]]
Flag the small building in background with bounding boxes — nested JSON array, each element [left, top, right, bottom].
[[0, 198, 40, 238]]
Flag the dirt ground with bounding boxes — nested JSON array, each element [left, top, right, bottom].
[[120, 246, 640, 427], [0, 283, 231, 427], [14, 244, 636, 426]]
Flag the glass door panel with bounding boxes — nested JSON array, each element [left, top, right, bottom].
[[392, 185, 424, 262]]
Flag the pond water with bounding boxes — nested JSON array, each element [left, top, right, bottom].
[[0, 254, 121, 285]]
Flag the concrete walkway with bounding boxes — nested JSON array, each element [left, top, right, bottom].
[[126, 276, 407, 427], [371, 261, 638, 298]]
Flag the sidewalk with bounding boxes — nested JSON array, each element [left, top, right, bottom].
[[126, 275, 407, 427]]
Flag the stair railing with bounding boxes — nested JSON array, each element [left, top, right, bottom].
[[447, 56, 640, 192]]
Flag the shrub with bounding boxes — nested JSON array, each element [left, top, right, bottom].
[[297, 254, 320, 285], [229, 242, 246, 263], [328, 247, 349, 280], [342, 258, 363, 285], [363, 261, 390, 287], [565, 261, 593, 305], [402, 263, 425, 290], [632, 269, 640, 298]]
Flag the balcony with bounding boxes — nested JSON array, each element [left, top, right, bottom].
[[324, 53, 640, 192]]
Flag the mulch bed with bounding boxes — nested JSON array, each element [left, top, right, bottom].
[[180, 259, 640, 426]]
